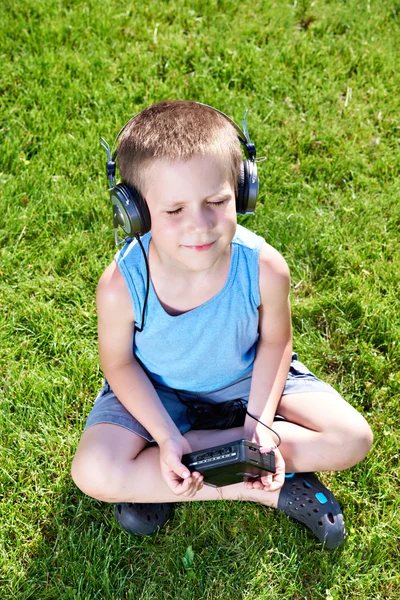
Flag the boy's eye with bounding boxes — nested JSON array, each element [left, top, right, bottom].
[[208, 198, 228, 207], [166, 207, 183, 215], [165, 198, 228, 215]]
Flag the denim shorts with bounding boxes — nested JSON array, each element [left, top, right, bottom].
[[84, 353, 339, 442]]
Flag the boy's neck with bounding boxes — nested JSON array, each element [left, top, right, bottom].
[[148, 240, 232, 315]]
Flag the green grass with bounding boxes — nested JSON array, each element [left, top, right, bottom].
[[1, 0, 399, 597]]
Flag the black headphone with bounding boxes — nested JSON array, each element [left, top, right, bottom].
[[100, 103, 259, 245]]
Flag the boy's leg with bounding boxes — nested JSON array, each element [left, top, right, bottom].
[[272, 391, 373, 473], [71, 406, 357, 548], [72, 391, 372, 503], [71, 423, 279, 506]]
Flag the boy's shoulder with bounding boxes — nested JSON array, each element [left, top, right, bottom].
[[257, 241, 290, 304], [96, 260, 133, 320], [235, 224, 289, 279]]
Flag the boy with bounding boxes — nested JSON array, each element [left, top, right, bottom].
[[71, 101, 373, 549]]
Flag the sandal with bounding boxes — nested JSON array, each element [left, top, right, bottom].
[[277, 472, 346, 549], [114, 502, 174, 536]]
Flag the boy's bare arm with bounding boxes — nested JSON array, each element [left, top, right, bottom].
[[242, 244, 291, 492], [96, 261, 182, 445], [96, 261, 204, 496], [244, 243, 292, 434]]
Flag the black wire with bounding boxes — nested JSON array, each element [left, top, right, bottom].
[[134, 234, 150, 333], [246, 410, 282, 448]]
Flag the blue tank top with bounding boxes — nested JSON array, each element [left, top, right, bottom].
[[116, 224, 265, 392]]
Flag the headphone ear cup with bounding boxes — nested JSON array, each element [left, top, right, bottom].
[[236, 160, 258, 215], [110, 183, 151, 237], [236, 162, 248, 214]]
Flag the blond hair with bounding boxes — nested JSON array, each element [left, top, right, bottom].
[[117, 100, 242, 196]]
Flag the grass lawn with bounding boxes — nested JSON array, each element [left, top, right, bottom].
[[1, 0, 399, 598]]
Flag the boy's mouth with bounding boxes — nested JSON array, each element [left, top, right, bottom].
[[183, 242, 215, 252]]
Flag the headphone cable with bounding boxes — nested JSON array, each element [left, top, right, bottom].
[[246, 410, 282, 450], [134, 234, 150, 333]]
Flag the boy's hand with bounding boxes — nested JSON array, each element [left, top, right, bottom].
[[159, 437, 204, 497], [244, 432, 285, 493]]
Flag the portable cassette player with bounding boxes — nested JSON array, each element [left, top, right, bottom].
[[182, 439, 276, 488]]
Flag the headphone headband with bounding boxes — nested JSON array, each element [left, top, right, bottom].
[[111, 102, 257, 162]]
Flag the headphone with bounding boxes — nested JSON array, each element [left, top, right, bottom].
[[100, 103, 259, 245]]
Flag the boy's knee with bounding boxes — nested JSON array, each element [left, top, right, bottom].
[[336, 416, 373, 469], [71, 451, 127, 502], [354, 417, 374, 458]]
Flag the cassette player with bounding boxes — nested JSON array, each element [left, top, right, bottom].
[[182, 439, 276, 488]]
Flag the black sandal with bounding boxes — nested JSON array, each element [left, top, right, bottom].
[[277, 472, 346, 549], [114, 502, 174, 536]]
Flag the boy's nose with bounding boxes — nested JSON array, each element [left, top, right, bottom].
[[187, 207, 213, 232]]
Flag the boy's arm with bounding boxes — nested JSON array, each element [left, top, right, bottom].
[[96, 260, 202, 495], [97, 261, 180, 444], [243, 244, 292, 489]]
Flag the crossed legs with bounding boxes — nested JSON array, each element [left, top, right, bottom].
[[71, 392, 373, 507]]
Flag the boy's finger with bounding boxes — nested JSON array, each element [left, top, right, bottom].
[[183, 480, 200, 497], [244, 481, 255, 490], [268, 480, 284, 492], [181, 475, 193, 489], [266, 471, 285, 492], [167, 472, 192, 495], [250, 479, 264, 490], [261, 474, 273, 486], [166, 456, 190, 480]]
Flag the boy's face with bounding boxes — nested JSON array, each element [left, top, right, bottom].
[[143, 155, 237, 273]]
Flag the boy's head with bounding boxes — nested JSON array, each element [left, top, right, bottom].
[[117, 100, 243, 198]]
